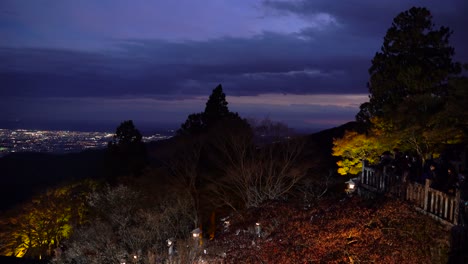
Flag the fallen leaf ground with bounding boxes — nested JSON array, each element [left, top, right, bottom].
[[202, 195, 451, 264]]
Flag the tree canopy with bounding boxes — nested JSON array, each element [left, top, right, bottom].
[[0, 180, 96, 259], [332, 120, 397, 175], [358, 7, 461, 124], [204, 84, 230, 124], [109, 120, 143, 147], [178, 84, 247, 136], [106, 120, 148, 179], [349, 6, 466, 165]]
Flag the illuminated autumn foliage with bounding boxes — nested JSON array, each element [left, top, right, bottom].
[[332, 116, 402, 176], [332, 129, 390, 175], [0, 180, 96, 259]]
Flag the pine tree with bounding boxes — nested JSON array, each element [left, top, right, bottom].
[[178, 84, 245, 136], [357, 7, 461, 123]]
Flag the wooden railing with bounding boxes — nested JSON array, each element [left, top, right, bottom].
[[360, 165, 377, 191], [360, 164, 461, 227], [361, 166, 398, 193], [406, 180, 460, 226]]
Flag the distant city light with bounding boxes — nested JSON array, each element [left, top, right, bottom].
[[0, 128, 173, 156]]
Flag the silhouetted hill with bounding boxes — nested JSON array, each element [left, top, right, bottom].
[[0, 122, 363, 212], [146, 136, 181, 165], [0, 149, 106, 211], [303, 121, 362, 174]]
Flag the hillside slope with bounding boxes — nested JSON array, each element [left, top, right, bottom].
[[0, 150, 105, 211]]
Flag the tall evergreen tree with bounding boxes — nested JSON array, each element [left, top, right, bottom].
[[352, 7, 465, 160], [357, 7, 461, 124], [178, 84, 246, 136], [204, 84, 230, 124]]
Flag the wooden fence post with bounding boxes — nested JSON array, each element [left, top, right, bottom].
[[361, 163, 460, 226], [382, 166, 386, 191], [361, 160, 365, 185], [424, 179, 430, 211], [454, 189, 461, 225]]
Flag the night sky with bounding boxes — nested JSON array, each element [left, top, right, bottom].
[[1, 0, 467, 132]]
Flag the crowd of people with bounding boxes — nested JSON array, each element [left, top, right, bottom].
[[374, 148, 467, 199], [372, 148, 468, 226]]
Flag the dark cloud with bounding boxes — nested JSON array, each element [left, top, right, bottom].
[[1, 1, 466, 130], [0, 31, 373, 99], [3, 1, 465, 102], [263, 0, 409, 37], [262, 0, 468, 61]]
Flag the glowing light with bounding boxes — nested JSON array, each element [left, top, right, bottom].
[[345, 178, 358, 195], [191, 228, 201, 238], [255, 222, 262, 237]]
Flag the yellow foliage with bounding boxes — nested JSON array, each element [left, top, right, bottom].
[[0, 180, 97, 258], [332, 129, 393, 176]]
